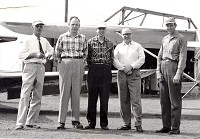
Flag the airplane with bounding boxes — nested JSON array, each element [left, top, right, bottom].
[[0, 6, 200, 99]]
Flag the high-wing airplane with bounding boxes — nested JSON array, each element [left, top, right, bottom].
[[0, 21, 159, 99], [0, 6, 200, 99]]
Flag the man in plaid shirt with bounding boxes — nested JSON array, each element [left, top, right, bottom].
[[55, 16, 87, 130], [85, 22, 114, 130]]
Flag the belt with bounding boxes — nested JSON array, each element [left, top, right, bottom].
[[61, 56, 83, 59], [162, 58, 178, 62], [91, 63, 110, 66], [27, 62, 44, 65]]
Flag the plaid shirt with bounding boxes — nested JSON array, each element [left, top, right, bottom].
[[55, 31, 87, 59], [87, 35, 114, 65]]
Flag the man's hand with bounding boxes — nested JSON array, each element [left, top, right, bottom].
[[124, 65, 132, 73], [45, 52, 53, 60], [173, 74, 181, 84], [156, 71, 165, 87], [126, 70, 132, 75], [158, 75, 165, 83], [28, 52, 44, 59], [37, 53, 45, 59], [54, 57, 61, 63]]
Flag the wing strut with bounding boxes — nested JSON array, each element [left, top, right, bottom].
[[115, 32, 198, 98]]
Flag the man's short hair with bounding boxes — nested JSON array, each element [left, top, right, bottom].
[[69, 16, 80, 23]]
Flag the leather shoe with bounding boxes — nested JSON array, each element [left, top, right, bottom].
[[136, 126, 143, 132], [26, 125, 41, 129], [15, 125, 24, 130], [101, 126, 109, 130], [155, 128, 171, 133], [57, 123, 65, 130], [72, 121, 83, 129], [85, 125, 95, 130], [169, 130, 180, 135], [117, 125, 131, 130]]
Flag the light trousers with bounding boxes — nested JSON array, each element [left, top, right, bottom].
[[117, 70, 142, 127], [16, 63, 45, 126], [58, 58, 84, 123]]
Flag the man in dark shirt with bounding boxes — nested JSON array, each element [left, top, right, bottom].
[[156, 17, 187, 135], [85, 22, 114, 130]]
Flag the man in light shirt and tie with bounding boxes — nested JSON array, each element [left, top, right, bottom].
[[15, 20, 54, 130], [113, 28, 145, 132]]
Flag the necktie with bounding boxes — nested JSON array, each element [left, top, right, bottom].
[[38, 38, 44, 54]]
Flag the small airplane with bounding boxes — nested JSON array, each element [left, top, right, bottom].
[[0, 21, 160, 99], [0, 6, 199, 99]]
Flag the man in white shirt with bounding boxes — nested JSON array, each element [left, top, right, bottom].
[[113, 28, 145, 132], [15, 20, 54, 130]]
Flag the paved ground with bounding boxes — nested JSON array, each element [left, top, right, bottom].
[[0, 93, 200, 139]]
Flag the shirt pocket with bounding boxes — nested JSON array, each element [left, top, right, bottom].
[[171, 39, 180, 54], [63, 40, 70, 51], [77, 41, 84, 51]]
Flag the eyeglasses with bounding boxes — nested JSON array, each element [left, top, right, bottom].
[[122, 33, 131, 36], [35, 25, 43, 28], [98, 27, 106, 30]]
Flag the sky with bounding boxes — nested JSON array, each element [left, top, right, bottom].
[[0, 0, 199, 30]]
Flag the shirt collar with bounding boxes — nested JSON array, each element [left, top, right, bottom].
[[93, 35, 109, 42], [122, 40, 133, 45], [66, 31, 81, 38], [166, 31, 180, 39], [32, 34, 40, 40]]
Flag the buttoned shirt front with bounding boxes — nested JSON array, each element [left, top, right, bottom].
[[113, 41, 145, 70], [87, 35, 114, 65], [157, 31, 187, 75], [19, 34, 54, 64], [55, 31, 87, 59]]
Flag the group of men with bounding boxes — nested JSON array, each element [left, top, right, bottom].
[[14, 16, 187, 135]]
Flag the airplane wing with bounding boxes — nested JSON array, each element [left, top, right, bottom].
[[0, 21, 68, 39], [0, 69, 156, 79], [187, 41, 200, 48], [0, 69, 156, 99], [0, 71, 59, 78], [0, 22, 18, 40], [0, 71, 61, 99]]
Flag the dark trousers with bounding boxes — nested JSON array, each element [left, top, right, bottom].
[[87, 64, 112, 127], [159, 60, 182, 130]]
